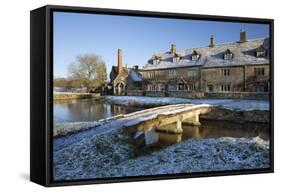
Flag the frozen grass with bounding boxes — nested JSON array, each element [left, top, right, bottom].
[[53, 121, 269, 181], [103, 96, 269, 111]]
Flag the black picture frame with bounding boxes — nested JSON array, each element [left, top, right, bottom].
[[30, 4, 274, 187]]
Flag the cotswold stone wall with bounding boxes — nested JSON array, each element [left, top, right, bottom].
[[53, 93, 100, 101], [126, 90, 144, 96], [205, 92, 269, 100], [168, 91, 204, 99], [145, 91, 166, 97], [135, 91, 269, 100]]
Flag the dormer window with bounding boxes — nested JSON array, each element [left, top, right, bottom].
[[152, 55, 161, 65], [153, 59, 158, 65], [191, 50, 200, 61], [173, 53, 181, 63], [224, 49, 233, 60], [256, 46, 266, 58]]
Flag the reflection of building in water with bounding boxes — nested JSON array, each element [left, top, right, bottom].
[[135, 120, 269, 149], [198, 120, 269, 140], [181, 125, 201, 139]]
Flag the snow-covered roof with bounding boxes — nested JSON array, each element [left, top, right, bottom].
[[129, 70, 142, 81], [143, 38, 270, 70]]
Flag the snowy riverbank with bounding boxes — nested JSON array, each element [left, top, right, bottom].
[[53, 120, 269, 181], [103, 96, 269, 111]]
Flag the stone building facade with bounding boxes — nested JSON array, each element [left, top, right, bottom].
[[110, 49, 143, 95], [141, 31, 270, 99]]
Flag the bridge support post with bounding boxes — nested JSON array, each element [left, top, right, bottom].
[[156, 120, 183, 134], [182, 112, 201, 126]]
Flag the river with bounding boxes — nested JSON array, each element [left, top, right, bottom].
[[54, 98, 269, 150]]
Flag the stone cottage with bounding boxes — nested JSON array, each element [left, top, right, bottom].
[[110, 49, 143, 95], [141, 30, 270, 99]]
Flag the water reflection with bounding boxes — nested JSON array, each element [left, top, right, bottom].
[[54, 99, 269, 153], [135, 120, 269, 150], [54, 99, 145, 123]]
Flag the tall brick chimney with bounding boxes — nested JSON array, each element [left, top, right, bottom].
[[240, 30, 247, 43], [209, 35, 215, 48], [171, 44, 176, 54], [117, 48, 122, 74]]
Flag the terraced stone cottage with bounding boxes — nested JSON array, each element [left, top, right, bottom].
[[110, 31, 270, 99]]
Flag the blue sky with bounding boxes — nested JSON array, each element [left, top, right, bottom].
[[53, 12, 269, 78]]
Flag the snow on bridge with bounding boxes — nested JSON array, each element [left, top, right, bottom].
[[102, 103, 211, 134]]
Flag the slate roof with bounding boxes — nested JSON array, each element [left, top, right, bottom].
[[110, 66, 142, 82], [129, 70, 142, 81], [142, 38, 270, 70], [110, 66, 128, 82]]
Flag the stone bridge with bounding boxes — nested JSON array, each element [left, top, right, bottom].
[[106, 104, 211, 134]]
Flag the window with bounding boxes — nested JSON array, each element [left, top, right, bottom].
[[255, 85, 265, 92], [224, 49, 233, 60], [133, 82, 142, 88], [221, 68, 230, 77], [256, 46, 266, 58], [192, 55, 199, 61], [187, 70, 198, 77], [173, 56, 180, 64], [254, 68, 265, 76], [256, 51, 266, 58], [177, 83, 185, 90], [221, 84, 231, 92], [168, 84, 176, 91], [169, 69, 177, 76], [159, 84, 165, 91], [224, 53, 233, 60], [191, 50, 200, 61], [207, 85, 213, 92], [148, 71, 155, 78], [185, 84, 196, 91], [153, 59, 160, 65]]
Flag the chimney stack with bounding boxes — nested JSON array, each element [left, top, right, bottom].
[[240, 30, 247, 43], [209, 35, 215, 48], [117, 48, 122, 74], [171, 44, 176, 54]]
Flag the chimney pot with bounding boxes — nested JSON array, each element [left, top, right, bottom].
[[171, 44, 176, 54], [209, 35, 215, 48], [240, 30, 247, 43]]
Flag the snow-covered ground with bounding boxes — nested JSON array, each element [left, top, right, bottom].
[[103, 96, 269, 111], [53, 119, 269, 181], [53, 96, 270, 181], [53, 104, 210, 137]]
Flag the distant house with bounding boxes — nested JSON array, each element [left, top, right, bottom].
[[110, 49, 143, 95], [141, 30, 270, 98]]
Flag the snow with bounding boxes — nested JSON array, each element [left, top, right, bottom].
[[53, 121, 103, 137], [53, 104, 210, 137], [103, 96, 269, 111], [53, 119, 270, 181], [129, 70, 142, 81], [143, 38, 269, 70]]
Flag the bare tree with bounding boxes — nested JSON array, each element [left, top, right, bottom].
[[68, 54, 107, 92]]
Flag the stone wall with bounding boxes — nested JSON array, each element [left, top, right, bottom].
[[204, 92, 269, 100], [126, 90, 144, 96], [53, 93, 100, 101], [167, 91, 204, 99], [145, 91, 166, 97], [142, 91, 269, 100]]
